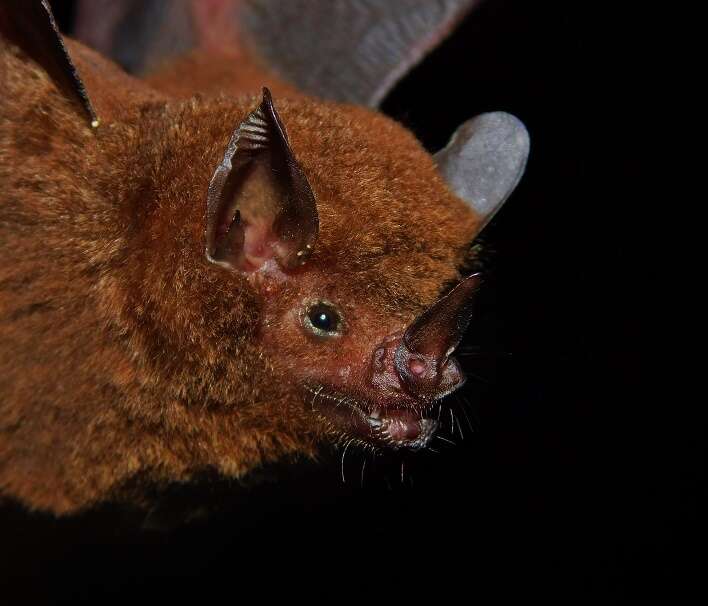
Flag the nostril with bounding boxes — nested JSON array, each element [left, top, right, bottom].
[[408, 358, 427, 377]]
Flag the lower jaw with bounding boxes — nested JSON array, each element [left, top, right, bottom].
[[304, 384, 440, 451]]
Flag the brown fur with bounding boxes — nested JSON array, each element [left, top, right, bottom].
[[0, 35, 479, 513]]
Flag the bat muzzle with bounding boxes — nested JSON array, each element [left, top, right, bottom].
[[305, 383, 440, 451], [393, 272, 481, 399], [307, 273, 481, 451]]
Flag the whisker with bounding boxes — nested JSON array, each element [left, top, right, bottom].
[[458, 344, 484, 352], [457, 350, 512, 358], [459, 402, 475, 433], [341, 439, 353, 483], [460, 397, 481, 428], [453, 409, 464, 440], [436, 435, 456, 446], [462, 369, 492, 385]]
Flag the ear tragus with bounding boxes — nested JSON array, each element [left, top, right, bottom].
[[0, 0, 98, 127], [205, 88, 319, 273]]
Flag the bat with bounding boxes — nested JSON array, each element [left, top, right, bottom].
[[0, 0, 529, 514]]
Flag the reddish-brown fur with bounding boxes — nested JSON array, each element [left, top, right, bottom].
[[0, 36, 480, 513]]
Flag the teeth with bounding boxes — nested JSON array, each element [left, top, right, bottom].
[[306, 384, 441, 449], [367, 416, 383, 429], [367, 408, 383, 429]]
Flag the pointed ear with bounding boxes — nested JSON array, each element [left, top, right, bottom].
[[205, 88, 319, 272], [0, 0, 98, 127], [435, 112, 529, 230]]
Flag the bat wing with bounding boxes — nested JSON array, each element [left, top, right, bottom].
[[73, 0, 481, 106], [73, 0, 530, 228]]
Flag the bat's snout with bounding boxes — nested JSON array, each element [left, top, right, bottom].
[[306, 274, 482, 452], [392, 273, 481, 400], [369, 332, 465, 404], [394, 347, 466, 400]]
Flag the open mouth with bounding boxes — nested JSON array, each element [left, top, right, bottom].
[[304, 384, 439, 451]]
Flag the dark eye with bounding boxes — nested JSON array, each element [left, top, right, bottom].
[[303, 302, 343, 338]]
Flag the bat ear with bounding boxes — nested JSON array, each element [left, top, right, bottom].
[[0, 0, 98, 127], [435, 112, 530, 229], [205, 88, 319, 273]]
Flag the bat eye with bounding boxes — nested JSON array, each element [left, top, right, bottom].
[[303, 302, 344, 338]]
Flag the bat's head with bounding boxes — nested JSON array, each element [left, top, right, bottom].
[[1, 2, 531, 510], [195, 89, 527, 452], [1, 11, 528, 471], [0, 1, 533, 515]]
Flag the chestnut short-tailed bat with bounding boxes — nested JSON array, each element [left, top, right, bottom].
[[0, 1, 529, 514]]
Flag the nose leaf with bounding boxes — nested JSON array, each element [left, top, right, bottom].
[[404, 273, 481, 359], [395, 273, 481, 396]]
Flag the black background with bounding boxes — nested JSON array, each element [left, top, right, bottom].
[[1, 1, 700, 603]]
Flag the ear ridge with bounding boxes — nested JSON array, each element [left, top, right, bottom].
[[235, 106, 270, 151], [0, 0, 99, 128], [205, 88, 319, 273]]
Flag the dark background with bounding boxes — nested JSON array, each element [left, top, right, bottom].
[[1, 1, 700, 603]]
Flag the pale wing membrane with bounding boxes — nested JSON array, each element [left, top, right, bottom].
[[75, 0, 194, 75], [239, 0, 482, 106], [74, 0, 481, 107]]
